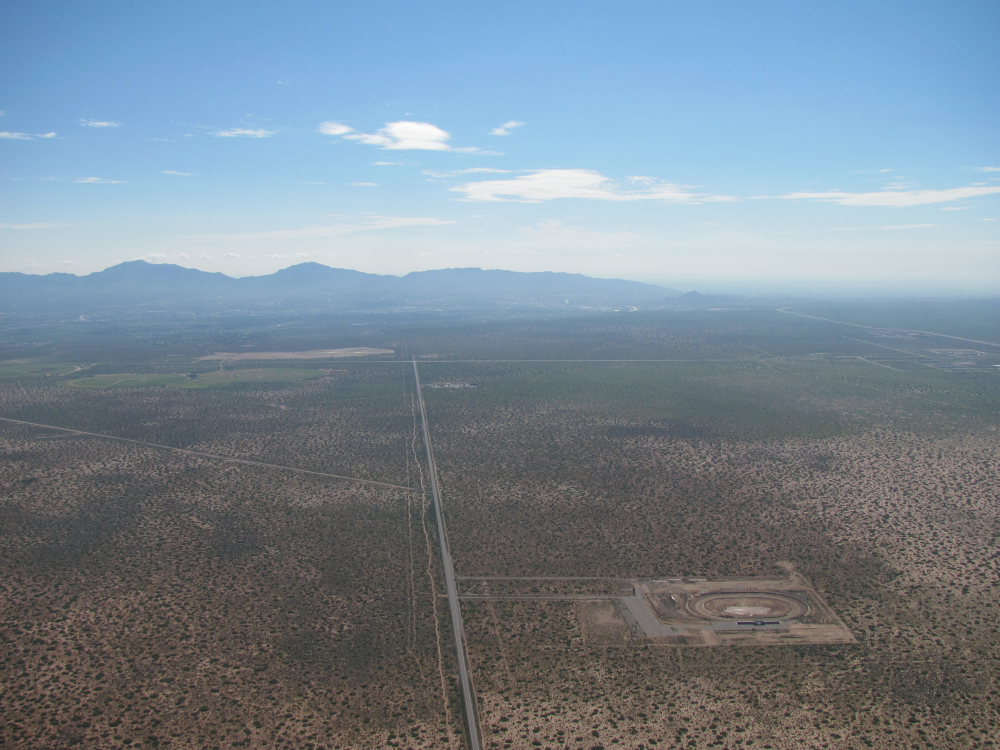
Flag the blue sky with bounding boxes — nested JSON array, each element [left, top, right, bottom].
[[1, 0, 998, 292]]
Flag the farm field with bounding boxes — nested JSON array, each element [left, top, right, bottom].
[[1, 307, 998, 749]]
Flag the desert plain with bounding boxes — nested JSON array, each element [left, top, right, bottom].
[[1, 305, 998, 749]]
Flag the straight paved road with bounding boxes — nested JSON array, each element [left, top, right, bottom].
[[412, 360, 482, 750]]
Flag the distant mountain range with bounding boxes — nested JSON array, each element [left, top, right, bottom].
[[0, 261, 707, 314]]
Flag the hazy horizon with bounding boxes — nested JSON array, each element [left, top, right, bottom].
[[1, 1, 998, 289], [5, 257, 999, 300]]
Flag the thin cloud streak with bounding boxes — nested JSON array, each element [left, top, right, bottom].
[[780, 186, 1000, 207], [490, 120, 525, 135], [213, 128, 277, 138], [452, 169, 735, 203], [0, 131, 56, 140]]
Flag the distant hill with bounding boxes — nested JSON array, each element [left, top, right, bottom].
[[0, 261, 684, 314]]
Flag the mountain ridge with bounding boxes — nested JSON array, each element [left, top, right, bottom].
[[0, 260, 683, 313]]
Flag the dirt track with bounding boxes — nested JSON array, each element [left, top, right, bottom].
[[197, 347, 394, 360]]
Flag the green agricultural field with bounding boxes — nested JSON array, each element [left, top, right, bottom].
[[0, 362, 80, 378], [65, 367, 325, 389]]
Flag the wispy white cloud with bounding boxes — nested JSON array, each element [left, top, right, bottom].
[[0, 222, 60, 229], [80, 119, 121, 128], [372, 161, 407, 166], [350, 182, 377, 186], [75, 177, 126, 184], [975, 167, 1000, 172], [344, 121, 452, 150], [213, 128, 277, 138], [224, 252, 241, 258], [318, 122, 353, 136], [60, 260, 75, 265], [322, 120, 494, 153], [188, 216, 456, 242], [780, 185, 1000, 207], [452, 169, 733, 203], [452, 146, 500, 154], [161, 170, 195, 176], [490, 120, 525, 136], [1, 130, 56, 139]]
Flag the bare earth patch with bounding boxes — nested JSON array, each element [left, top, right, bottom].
[[197, 347, 394, 361]]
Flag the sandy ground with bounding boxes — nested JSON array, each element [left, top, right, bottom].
[[197, 347, 394, 360]]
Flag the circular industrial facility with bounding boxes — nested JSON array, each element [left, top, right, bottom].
[[686, 592, 808, 621]]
